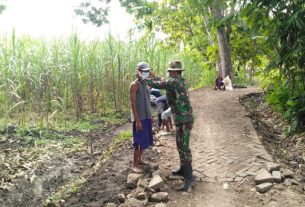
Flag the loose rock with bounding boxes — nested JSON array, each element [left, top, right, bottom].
[[127, 194, 133, 199], [137, 178, 149, 189], [106, 203, 117, 207], [283, 178, 299, 186], [155, 203, 167, 207], [127, 174, 144, 189], [283, 179, 292, 187], [265, 162, 281, 173], [168, 175, 184, 180], [151, 163, 160, 171], [289, 179, 299, 186], [135, 185, 145, 197], [148, 175, 164, 190], [256, 183, 273, 193], [297, 176, 305, 183], [117, 193, 126, 203], [282, 169, 294, 179], [255, 169, 274, 184], [272, 171, 282, 183], [289, 161, 299, 168], [155, 141, 162, 146], [160, 184, 170, 193], [136, 192, 148, 201], [152, 170, 161, 177], [150, 192, 169, 202], [125, 198, 148, 207]]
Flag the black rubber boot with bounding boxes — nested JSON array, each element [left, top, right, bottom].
[[171, 165, 184, 176], [177, 163, 194, 191]]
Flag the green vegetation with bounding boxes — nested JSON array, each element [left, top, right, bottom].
[[0, 31, 204, 130], [1, 0, 304, 133], [108, 0, 304, 133], [102, 129, 132, 159], [115, 130, 132, 143], [244, 0, 305, 133], [0, 0, 5, 14]]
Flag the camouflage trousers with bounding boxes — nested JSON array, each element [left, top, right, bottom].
[[175, 122, 193, 165]]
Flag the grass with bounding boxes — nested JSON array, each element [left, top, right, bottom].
[[0, 103, 131, 145], [0, 32, 205, 130], [190, 69, 217, 90], [0, 107, 129, 136], [116, 130, 132, 141], [102, 129, 132, 159]]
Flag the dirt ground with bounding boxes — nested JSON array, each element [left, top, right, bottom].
[[240, 92, 305, 177], [0, 122, 130, 207], [1, 87, 305, 207]]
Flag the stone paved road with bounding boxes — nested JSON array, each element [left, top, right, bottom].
[[191, 88, 271, 184], [155, 88, 305, 207]]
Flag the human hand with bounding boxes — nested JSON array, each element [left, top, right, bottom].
[[136, 70, 142, 79], [149, 71, 156, 78], [136, 120, 143, 132]]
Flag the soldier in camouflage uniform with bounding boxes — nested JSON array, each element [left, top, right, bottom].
[[138, 60, 195, 191]]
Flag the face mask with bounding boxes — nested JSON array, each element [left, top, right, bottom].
[[142, 71, 150, 79]]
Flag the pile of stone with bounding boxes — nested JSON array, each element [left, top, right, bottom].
[[105, 164, 169, 207], [255, 161, 298, 193]]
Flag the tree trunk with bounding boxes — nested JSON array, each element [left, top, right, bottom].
[[216, 60, 221, 72], [210, 3, 233, 79], [202, 12, 221, 72], [216, 25, 233, 78], [250, 60, 254, 85]]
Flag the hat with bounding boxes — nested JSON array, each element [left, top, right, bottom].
[[137, 62, 150, 71], [167, 60, 184, 71]]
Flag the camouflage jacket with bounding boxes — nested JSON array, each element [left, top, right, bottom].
[[146, 75, 194, 124]]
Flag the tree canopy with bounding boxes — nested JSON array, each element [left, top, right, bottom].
[[0, 2, 6, 14], [75, 0, 305, 131]]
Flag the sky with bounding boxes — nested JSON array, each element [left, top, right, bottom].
[[0, 0, 136, 40]]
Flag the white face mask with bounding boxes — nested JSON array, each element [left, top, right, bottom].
[[142, 71, 150, 79]]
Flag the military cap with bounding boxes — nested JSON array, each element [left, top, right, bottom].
[[167, 60, 185, 71], [137, 62, 150, 71]]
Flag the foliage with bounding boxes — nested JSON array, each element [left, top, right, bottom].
[[191, 69, 217, 90], [0, 0, 5, 14], [74, 0, 111, 26], [0, 4, 5, 14], [75, 0, 267, 85], [0, 31, 203, 129], [244, 0, 305, 132], [114, 129, 132, 144]]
